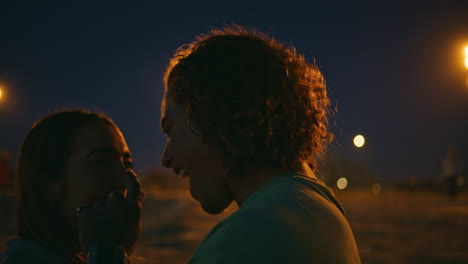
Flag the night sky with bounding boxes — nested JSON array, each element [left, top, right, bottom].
[[1, 1, 467, 181]]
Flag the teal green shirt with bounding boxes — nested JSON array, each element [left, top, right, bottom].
[[188, 172, 361, 264]]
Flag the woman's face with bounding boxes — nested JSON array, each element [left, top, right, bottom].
[[61, 120, 142, 220], [160, 97, 234, 214]]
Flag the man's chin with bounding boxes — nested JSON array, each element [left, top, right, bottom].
[[200, 200, 232, 215]]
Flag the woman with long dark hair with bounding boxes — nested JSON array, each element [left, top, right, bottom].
[[0, 110, 143, 264]]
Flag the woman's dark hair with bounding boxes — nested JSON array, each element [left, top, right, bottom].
[[164, 25, 333, 175], [17, 109, 118, 263]]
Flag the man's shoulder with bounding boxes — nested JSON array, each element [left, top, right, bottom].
[[226, 207, 290, 235], [192, 206, 347, 263], [226, 200, 343, 239], [189, 208, 296, 264], [204, 188, 358, 260], [242, 177, 343, 224]]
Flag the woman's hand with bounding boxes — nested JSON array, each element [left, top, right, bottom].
[[77, 175, 143, 255]]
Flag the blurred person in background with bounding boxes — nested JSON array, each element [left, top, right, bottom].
[[0, 110, 143, 264], [443, 147, 464, 198], [79, 25, 361, 264]]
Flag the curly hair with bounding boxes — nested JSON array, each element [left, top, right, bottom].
[[164, 25, 333, 174]]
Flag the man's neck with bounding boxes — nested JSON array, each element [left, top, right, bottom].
[[229, 163, 316, 207]]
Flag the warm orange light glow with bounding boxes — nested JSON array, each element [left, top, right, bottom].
[[337, 178, 348, 190], [0, 87, 3, 101], [465, 46, 468, 69], [353, 135, 365, 148]]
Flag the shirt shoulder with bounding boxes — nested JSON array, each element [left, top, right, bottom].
[[190, 174, 361, 264], [188, 209, 293, 264]]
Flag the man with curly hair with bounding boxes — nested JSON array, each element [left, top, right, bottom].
[[160, 25, 361, 263], [78, 25, 361, 264]]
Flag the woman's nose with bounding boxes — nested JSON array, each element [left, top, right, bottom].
[[125, 169, 138, 185], [112, 161, 134, 186], [112, 171, 131, 189], [127, 170, 144, 198]]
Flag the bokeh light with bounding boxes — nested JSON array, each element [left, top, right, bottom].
[[337, 177, 348, 190], [353, 135, 366, 148], [371, 183, 382, 194], [456, 176, 464, 187]]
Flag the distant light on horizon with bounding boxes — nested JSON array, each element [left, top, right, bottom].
[[353, 135, 365, 148], [337, 177, 348, 190], [457, 176, 464, 187], [465, 46, 468, 57], [371, 183, 382, 194], [0, 86, 3, 101]]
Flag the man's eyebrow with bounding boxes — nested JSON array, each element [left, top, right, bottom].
[[87, 147, 119, 158]]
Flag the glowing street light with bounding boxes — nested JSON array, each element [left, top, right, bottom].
[[337, 177, 348, 190], [465, 46, 468, 69], [353, 134, 365, 148]]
